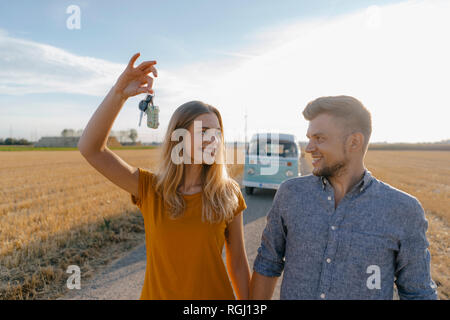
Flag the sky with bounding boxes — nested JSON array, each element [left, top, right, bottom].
[[0, 0, 449, 143]]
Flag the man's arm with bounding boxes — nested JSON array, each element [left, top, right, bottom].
[[250, 271, 279, 299], [395, 199, 438, 300], [250, 183, 288, 299]]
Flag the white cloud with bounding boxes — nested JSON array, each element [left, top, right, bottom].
[[0, 32, 125, 96]]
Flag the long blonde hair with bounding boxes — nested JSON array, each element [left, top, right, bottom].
[[153, 101, 240, 224]]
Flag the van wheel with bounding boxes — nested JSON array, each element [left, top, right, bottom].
[[245, 187, 254, 195]]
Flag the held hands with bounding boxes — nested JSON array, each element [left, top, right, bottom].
[[114, 53, 158, 100]]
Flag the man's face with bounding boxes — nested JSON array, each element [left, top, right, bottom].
[[305, 113, 350, 178]]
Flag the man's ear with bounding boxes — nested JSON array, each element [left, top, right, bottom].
[[349, 132, 364, 152]]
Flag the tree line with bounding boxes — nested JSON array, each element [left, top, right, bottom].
[[0, 138, 32, 145]]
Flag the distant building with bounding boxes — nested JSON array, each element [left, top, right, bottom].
[[142, 142, 162, 146], [35, 136, 121, 148], [121, 141, 143, 146]]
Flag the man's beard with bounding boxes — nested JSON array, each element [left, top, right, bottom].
[[312, 157, 348, 178], [312, 136, 354, 178], [312, 140, 350, 178]]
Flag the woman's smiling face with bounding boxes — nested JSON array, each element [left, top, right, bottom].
[[185, 112, 222, 164]]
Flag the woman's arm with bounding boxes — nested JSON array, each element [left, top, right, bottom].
[[77, 53, 157, 198], [225, 212, 251, 300]]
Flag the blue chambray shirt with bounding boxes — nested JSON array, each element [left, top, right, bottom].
[[253, 169, 438, 300]]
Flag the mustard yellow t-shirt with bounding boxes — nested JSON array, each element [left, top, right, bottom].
[[130, 167, 247, 300]]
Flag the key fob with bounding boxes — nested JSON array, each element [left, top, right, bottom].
[[146, 104, 159, 129], [139, 99, 148, 112]]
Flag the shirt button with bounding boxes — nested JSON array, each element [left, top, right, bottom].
[[327, 196, 332, 201], [326, 258, 332, 263], [320, 293, 326, 299], [331, 226, 337, 230]]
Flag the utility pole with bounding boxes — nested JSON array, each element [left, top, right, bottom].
[[244, 108, 248, 148]]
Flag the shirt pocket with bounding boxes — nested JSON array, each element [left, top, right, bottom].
[[340, 230, 398, 298], [346, 231, 396, 265]]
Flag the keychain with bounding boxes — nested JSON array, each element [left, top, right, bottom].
[[138, 94, 159, 129]]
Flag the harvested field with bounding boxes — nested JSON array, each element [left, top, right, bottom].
[[0, 147, 242, 299]]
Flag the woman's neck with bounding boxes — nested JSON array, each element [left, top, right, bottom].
[[178, 164, 203, 193]]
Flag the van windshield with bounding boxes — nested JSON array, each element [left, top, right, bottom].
[[248, 140, 297, 157]]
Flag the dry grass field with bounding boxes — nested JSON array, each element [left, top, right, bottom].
[[0, 148, 448, 299], [0, 147, 243, 299], [0, 149, 157, 299]]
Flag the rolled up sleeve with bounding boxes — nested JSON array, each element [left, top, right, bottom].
[[395, 199, 438, 300], [253, 183, 288, 277]]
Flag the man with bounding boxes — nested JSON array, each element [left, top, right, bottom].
[[250, 96, 438, 300]]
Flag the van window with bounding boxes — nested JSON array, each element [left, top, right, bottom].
[[248, 140, 297, 157]]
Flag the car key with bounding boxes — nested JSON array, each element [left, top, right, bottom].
[[138, 96, 149, 127]]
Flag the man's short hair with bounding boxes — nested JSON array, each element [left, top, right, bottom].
[[302, 95, 372, 151]]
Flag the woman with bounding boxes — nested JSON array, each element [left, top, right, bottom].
[[77, 53, 250, 300]]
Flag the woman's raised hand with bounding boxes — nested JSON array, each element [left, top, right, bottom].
[[113, 53, 158, 99]]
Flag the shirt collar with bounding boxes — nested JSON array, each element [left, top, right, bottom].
[[319, 169, 373, 193]]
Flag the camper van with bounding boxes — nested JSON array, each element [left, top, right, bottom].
[[243, 133, 300, 195]]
